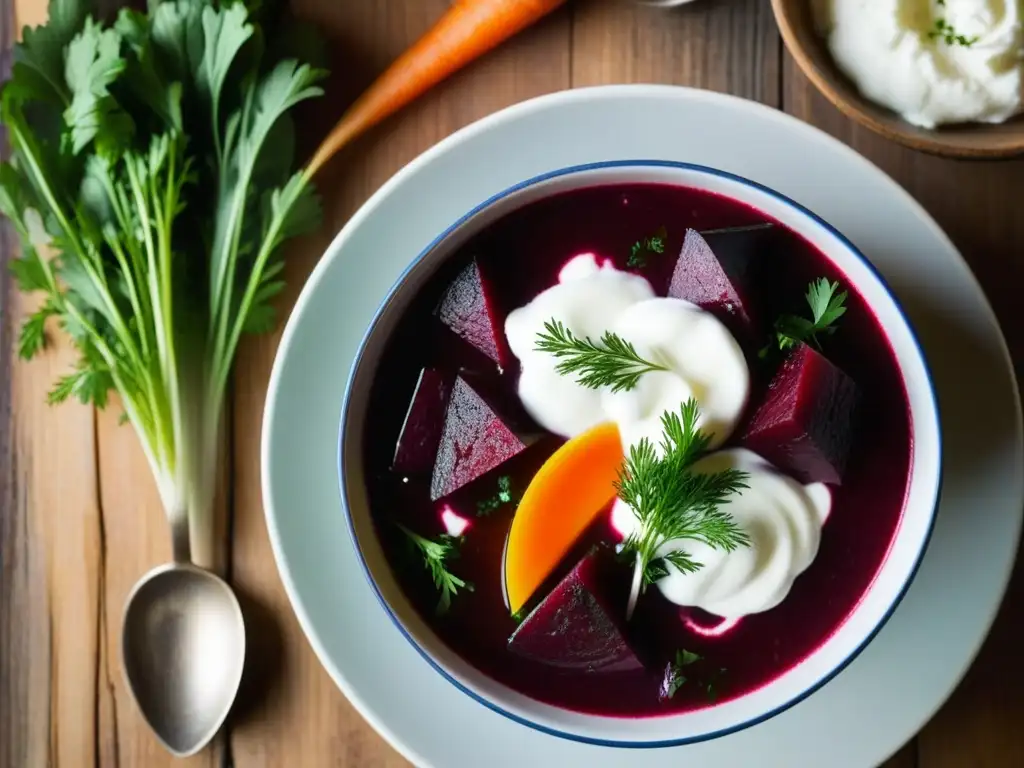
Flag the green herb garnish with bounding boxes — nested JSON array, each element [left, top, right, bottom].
[[477, 475, 517, 516], [662, 648, 703, 699], [706, 668, 728, 703], [535, 319, 668, 393], [627, 226, 667, 268], [616, 399, 750, 620], [0, 1, 326, 565], [761, 278, 847, 358], [928, 15, 979, 47], [399, 524, 473, 615]]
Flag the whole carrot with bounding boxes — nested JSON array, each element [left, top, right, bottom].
[[305, 0, 568, 177]]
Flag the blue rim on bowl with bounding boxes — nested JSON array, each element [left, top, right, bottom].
[[337, 160, 944, 748]]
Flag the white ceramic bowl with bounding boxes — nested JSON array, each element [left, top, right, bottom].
[[338, 161, 942, 747]]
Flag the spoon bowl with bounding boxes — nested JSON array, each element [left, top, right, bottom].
[[122, 563, 246, 757]]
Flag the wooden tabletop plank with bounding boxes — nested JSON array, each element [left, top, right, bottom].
[[572, 0, 780, 104]]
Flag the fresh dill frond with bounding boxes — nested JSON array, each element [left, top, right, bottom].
[[535, 319, 668, 393], [398, 524, 473, 615], [615, 399, 750, 619], [761, 277, 848, 358], [627, 225, 668, 268]]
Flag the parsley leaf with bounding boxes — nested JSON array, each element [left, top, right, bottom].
[[762, 278, 848, 357], [627, 225, 667, 268], [63, 16, 133, 156], [660, 649, 722, 702], [660, 649, 703, 700], [19, 299, 59, 359], [477, 475, 518, 516], [399, 524, 474, 615]]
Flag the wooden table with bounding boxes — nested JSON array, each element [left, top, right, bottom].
[[1, 1, 1022, 766]]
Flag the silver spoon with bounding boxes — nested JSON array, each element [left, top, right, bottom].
[[121, 510, 246, 757]]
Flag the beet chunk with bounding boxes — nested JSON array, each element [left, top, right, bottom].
[[430, 376, 528, 500], [742, 343, 859, 485], [508, 551, 642, 672], [392, 368, 452, 475], [436, 258, 507, 366], [668, 225, 774, 340]]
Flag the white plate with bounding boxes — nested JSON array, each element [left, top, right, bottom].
[[262, 86, 1023, 768]]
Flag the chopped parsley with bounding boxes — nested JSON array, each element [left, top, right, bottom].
[[476, 475, 518, 516], [928, 14, 979, 48], [627, 226, 668, 268]]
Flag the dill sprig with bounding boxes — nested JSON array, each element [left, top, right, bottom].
[[616, 400, 750, 620], [398, 524, 473, 615], [761, 278, 847, 358], [535, 319, 668, 393]]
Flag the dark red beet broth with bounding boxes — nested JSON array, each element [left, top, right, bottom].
[[360, 183, 912, 717]]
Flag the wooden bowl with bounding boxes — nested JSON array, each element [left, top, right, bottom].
[[770, 0, 1024, 158]]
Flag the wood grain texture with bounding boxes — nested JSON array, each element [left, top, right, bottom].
[[1, 0, 1021, 767]]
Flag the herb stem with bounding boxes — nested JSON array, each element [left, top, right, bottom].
[[626, 555, 644, 620]]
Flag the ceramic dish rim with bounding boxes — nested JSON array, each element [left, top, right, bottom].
[[335, 159, 944, 749]]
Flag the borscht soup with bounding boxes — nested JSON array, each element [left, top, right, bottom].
[[357, 182, 911, 718]]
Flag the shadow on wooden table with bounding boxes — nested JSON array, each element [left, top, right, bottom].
[[229, 586, 288, 728]]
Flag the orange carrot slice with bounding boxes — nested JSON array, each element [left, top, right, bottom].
[[504, 422, 624, 615], [306, 0, 569, 177]]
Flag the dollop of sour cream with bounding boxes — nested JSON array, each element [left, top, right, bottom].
[[612, 449, 833, 619], [818, 0, 1024, 128], [504, 254, 750, 449]]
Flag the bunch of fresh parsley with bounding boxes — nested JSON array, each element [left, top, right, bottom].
[[0, 0, 326, 564]]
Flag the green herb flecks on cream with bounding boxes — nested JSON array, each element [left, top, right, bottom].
[[0, 0, 326, 565], [535, 318, 668, 393], [615, 399, 750, 620], [929, 2, 979, 48]]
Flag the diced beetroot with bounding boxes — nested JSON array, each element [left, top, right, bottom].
[[668, 225, 774, 340], [392, 368, 453, 475], [436, 258, 508, 366], [430, 376, 528, 500], [742, 343, 859, 485], [508, 550, 642, 672]]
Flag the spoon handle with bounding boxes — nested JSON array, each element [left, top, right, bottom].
[[304, 0, 568, 178], [170, 503, 192, 564]]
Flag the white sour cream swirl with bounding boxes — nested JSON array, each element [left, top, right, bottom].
[[819, 0, 1024, 129], [505, 254, 750, 449], [612, 449, 832, 619]]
